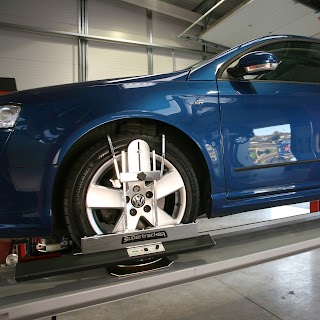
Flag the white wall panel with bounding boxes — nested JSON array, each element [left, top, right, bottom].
[[153, 12, 202, 51], [88, 42, 148, 80], [88, 0, 147, 42], [0, 0, 77, 32], [0, 30, 78, 90], [0, 0, 204, 89], [175, 52, 203, 71], [153, 49, 174, 74]]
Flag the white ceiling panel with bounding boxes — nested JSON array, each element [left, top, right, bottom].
[[276, 11, 320, 36], [200, 0, 320, 47]]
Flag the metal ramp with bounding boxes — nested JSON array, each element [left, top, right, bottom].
[[1, 212, 320, 320], [13, 224, 215, 282]]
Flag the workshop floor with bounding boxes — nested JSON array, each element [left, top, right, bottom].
[[52, 203, 320, 320]]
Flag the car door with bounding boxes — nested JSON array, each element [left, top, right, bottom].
[[217, 39, 320, 199]]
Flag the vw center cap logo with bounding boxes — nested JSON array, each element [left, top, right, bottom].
[[131, 194, 146, 208]]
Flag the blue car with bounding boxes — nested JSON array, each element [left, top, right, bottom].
[[0, 35, 319, 246]]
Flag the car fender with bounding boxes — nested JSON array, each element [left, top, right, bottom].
[[53, 110, 213, 173]]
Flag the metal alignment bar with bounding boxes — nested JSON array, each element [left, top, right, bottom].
[[0, 22, 218, 54], [146, 9, 153, 75]]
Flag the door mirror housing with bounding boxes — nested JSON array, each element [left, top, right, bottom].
[[227, 51, 279, 79]]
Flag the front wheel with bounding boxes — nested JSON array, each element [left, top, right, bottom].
[[63, 134, 200, 246]]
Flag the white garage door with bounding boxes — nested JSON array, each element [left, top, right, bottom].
[[0, 0, 205, 89], [0, 0, 78, 90]]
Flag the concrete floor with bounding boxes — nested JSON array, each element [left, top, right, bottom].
[[56, 249, 320, 320], [50, 203, 319, 320]]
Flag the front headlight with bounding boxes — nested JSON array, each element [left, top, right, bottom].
[[0, 105, 21, 129]]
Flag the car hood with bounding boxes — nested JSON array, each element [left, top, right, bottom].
[[0, 69, 190, 103]]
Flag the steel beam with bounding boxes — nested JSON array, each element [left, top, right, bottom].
[[193, 0, 218, 14], [172, 49, 176, 71], [179, 0, 228, 38], [78, 0, 88, 82], [0, 22, 216, 54], [146, 9, 153, 75]]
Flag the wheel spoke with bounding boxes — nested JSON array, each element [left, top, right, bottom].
[[112, 213, 142, 233], [156, 169, 184, 200], [112, 208, 178, 233], [86, 184, 124, 208], [112, 213, 125, 233], [156, 207, 178, 226]]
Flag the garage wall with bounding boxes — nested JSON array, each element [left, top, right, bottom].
[[88, 43, 148, 80], [0, 0, 78, 90], [153, 49, 174, 74], [0, 30, 78, 90], [87, 0, 203, 80], [153, 12, 203, 73], [0, 0, 77, 31], [87, 0, 148, 80], [175, 51, 203, 70], [88, 0, 147, 42], [0, 0, 204, 89]]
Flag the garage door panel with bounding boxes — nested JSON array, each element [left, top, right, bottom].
[[153, 12, 202, 51], [88, 0, 147, 42], [153, 49, 174, 74], [88, 42, 148, 80], [0, 0, 77, 32], [0, 58, 77, 90], [0, 31, 78, 64], [175, 52, 203, 71], [0, 0, 205, 89], [0, 30, 78, 90]]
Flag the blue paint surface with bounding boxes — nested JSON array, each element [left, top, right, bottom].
[[0, 35, 319, 237]]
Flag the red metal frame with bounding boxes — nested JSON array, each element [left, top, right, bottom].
[[310, 201, 320, 213], [0, 239, 11, 264]]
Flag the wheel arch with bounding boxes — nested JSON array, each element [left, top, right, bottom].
[[51, 118, 212, 236]]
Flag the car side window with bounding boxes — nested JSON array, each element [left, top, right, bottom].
[[221, 40, 320, 84], [258, 41, 320, 84]]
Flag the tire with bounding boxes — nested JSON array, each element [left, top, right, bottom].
[[63, 133, 200, 247]]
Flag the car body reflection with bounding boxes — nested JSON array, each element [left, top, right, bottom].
[[248, 124, 295, 166]]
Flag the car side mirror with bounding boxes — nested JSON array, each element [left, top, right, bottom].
[[227, 51, 279, 79]]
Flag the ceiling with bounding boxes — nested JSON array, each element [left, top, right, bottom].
[[160, 0, 206, 12], [162, 0, 320, 47], [200, 0, 320, 47], [161, 0, 248, 21]]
